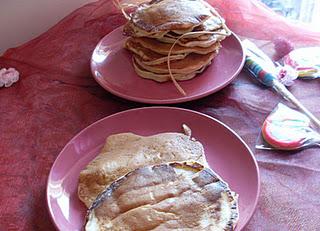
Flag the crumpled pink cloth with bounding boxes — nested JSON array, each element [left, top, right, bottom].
[[0, 0, 320, 230]]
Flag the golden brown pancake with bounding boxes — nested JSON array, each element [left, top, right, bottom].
[[78, 130, 208, 207], [123, 22, 168, 38], [123, 14, 228, 40], [164, 30, 211, 40], [130, 0, 214, 32], [131, 37, 221, 55], [122, 0, 231, 87], [133, 51, 218, 74], [125, 38, 187, 65], [85, 162, 239, 231], [157, 31, 227, 48], [133, 59, 208, 82], [194, 15, 226, 32]]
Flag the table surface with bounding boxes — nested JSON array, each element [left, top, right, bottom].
[[1, 0, 320, 230]]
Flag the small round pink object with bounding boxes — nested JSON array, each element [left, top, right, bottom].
[[0, 67, 20, 88]]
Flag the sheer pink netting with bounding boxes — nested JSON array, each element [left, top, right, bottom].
[[210, 0, 320, 60], [0, 0, 320, 230]]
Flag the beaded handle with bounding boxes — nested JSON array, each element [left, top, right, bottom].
[[244, 56, 276, 87]]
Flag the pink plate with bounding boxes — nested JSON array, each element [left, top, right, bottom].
[[47, 107, 260, 230], [91, 26, 245, 104]]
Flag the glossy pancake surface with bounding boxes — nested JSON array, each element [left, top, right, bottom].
[[78, 131, 207, 207], [85, 162, 239, 231]]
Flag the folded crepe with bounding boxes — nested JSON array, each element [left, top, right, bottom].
[[78, 129, 208, 207], [85, 162, 239, 231]]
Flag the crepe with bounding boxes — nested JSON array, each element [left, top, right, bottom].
[[131, 37, 221, 55], [130, 0, 214, 32], [133, 51, 217, 74], [78, 130, 208, 207], [85, 162, 239, 231]]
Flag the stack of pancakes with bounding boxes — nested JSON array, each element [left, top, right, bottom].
[[123, 0, 231, 83]]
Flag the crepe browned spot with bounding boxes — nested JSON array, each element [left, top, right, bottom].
[[78, 130, 208, 208], [85, 162, 239, 231]]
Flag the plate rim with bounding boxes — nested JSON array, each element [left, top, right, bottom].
[[90, 26, 245, 105], [46, 106, 260, 230]]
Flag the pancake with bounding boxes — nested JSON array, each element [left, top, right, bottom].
[[78, 130, 208, 207], [157, 30, 228, 48], [124, 15, 228, 40], [125, 38, 187, 65], [130, 0, 214, 32], [133, 59, 209, 82], [170, 15, 225, 35], [131, 37, 221, 55], [85, 162, 239, 231], [194, 14, 226, 32], [134, 51, 218, 74], [121, 0, 231, 94], [165, 30, 211, 40], [123, 22, 168, 38]]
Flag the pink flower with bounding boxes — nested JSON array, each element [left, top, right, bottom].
[[0, 68, 20, 88], [276, 65, 298, 86]]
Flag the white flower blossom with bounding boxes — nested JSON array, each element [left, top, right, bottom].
[[0, 68, 20, 88]]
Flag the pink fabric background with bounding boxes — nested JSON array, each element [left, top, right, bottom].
[[1, 0, 320, 230]]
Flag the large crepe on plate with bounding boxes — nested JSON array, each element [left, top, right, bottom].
[[85, 162, 239, 231], [78, 130, 208, 207]]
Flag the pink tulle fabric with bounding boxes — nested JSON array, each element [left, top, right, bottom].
[[0, 0, 320, 230]]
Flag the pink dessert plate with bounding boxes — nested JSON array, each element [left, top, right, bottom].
[[91, 26, 245, 104], [47, 107, 259, 230]]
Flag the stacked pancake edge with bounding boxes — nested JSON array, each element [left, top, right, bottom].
[[123, 0, 231, 82]]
